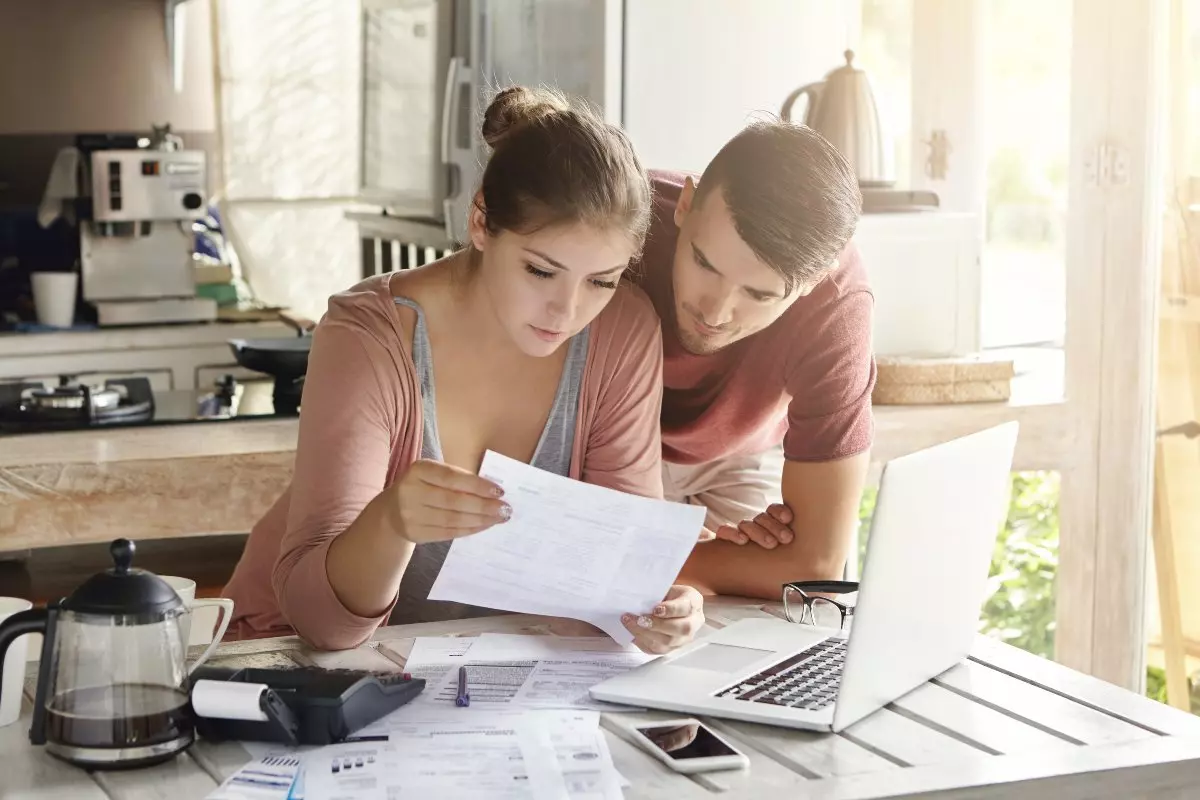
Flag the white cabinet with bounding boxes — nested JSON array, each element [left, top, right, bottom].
[[853, 212, 982, 357]]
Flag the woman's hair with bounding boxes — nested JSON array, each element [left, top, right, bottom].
[[473, 86, 651, 252]]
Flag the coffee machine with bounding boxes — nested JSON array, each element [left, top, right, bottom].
[[80, 140, 216, 326]]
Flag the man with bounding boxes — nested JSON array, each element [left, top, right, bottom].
[[634, 121, 875, 601]]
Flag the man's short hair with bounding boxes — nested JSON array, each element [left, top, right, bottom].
[[695, 121, 862, 292]]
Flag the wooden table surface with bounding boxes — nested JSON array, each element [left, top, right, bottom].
[[5, 598, 1200, 800]]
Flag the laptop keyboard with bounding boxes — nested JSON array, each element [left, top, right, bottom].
[[714, 638, 847, 711]]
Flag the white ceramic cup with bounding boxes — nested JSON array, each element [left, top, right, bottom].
[[159, 576, 233, 674], [30, 272, 78, 328], [0, 597, 33, 727]]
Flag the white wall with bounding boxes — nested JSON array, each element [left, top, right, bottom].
[[622, 0, 860, 172], [0, 0, 214, 134]]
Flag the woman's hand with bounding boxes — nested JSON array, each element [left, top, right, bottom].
[[623, 585, 705, 655], [389, 459, 511, 544]]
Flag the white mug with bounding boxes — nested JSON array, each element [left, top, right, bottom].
[[0, 597, 33, 727], [159, 576, 233, 674], [30, 272, 78, 328]]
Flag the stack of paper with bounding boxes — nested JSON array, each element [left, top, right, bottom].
[[358, 634, 651, 727], [304, 710, 622, 800], [207, 636, 643, 800]]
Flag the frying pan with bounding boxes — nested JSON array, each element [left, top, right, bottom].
[[228, 310, 316, 380]]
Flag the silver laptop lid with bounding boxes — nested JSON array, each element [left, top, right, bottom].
[[832, 422, 1019, 731]]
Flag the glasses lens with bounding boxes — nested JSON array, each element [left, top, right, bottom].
[[809, 597, 844, 629], [783, 587, 803, 623]]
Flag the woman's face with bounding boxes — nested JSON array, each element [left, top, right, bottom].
[[468, 209, 636, 358]]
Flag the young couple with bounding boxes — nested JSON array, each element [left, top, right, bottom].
[[223, 85, 875, 657]]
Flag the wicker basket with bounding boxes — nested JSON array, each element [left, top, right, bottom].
[[873, 354, 1015, 405]]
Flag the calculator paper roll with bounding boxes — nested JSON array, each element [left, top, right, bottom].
[[191, 680, 270, 722]]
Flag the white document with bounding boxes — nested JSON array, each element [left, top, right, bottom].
[[395, 634, 649, 715], [466, 633, 646, 662], [206, 752, 301, 800], [397, 635, 476, 698], [469, 634, 651, 711], [429, 451, 707, 643], [302, 711, 615, 800], [527, 713, 624, 800]]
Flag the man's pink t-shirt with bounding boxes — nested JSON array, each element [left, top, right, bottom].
[[635, 170, 877, 466]]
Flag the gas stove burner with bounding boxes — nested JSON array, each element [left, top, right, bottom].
[[0, 376, 156, 432], [26, 380, 125, 411]]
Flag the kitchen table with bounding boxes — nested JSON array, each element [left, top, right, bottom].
[[5, 597, 1200, 799]]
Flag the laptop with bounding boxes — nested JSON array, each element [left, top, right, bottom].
[[590, 421, 1019, 732]]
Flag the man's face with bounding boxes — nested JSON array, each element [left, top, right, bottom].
[[670, 179, 812, 355]]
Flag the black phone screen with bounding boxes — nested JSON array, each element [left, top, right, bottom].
[[636, 722, 737, 760]]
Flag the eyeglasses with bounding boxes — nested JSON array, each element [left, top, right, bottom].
[[782, 580, 859, 629]]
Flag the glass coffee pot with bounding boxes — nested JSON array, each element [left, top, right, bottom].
[[0, 539, 209, 769]]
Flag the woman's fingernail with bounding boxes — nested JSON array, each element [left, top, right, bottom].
[[622, 614, 635, 625], [637, 616, 653, 629], [654, 605, 666, 617], [492, 486, 505, 497], [498, 504, 512, 520], [737, 535, 748, 544], [780, 533, 793, 544], [765, 537, 776, 547]]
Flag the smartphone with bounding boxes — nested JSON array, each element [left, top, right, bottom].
[[627, 718, 749, 774]]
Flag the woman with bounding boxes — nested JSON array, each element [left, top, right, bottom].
[[222, 86, 704, 655]]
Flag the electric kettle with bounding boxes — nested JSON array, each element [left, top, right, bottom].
[[0, 539, 200, 769], [781, 50, 894, 188]]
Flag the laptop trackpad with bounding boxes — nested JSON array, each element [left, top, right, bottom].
[[672, 643, 774, 673]]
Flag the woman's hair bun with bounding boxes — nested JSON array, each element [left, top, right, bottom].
[[481, 86, 571, 149]]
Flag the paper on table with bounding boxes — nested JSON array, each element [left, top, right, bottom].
[[416, 634, 649, 713], [528, 713, 624, 800], [465, 633, 647, 662], [302, 711, 611, 800], [469, 634, 651, 711], [398, 635, 475, 693], [397, 636, 476, 709], [429, 451, 707, 643], [360, 634, 649, 730], [206, 752, 301, 800]]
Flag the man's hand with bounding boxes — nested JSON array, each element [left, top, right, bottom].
[[678, 453, 869, 599], [713, 503, 796, 549]]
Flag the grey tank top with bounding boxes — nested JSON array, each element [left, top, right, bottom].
[[388, 296, 589, 625]]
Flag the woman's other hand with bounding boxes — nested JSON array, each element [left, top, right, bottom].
[[389, 459, 511, 544], [623, 585, 705, 655]]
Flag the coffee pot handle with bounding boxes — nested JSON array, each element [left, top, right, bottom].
[[781, 81, 823, 124], [0, 607, 48, 685]]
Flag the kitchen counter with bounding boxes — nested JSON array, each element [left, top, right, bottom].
[[0, 373, 1072, 554], [0, 319, 294, 358], [0, 345, 1071, 552], [0, 418, 298, 551]]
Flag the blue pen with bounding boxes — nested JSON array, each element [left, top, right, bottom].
[[455, 665, 470, 707]]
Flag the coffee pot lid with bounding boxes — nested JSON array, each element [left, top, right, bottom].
[[62, 539, 184, 617]]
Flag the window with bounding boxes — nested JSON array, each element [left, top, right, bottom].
[[859, 0, 1072, 352], [980, 0, 1072, 349]]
